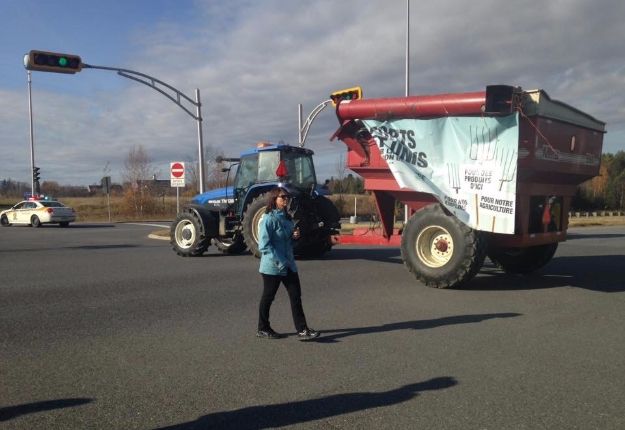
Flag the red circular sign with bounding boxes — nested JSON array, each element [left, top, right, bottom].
[[171, 162, 184, 178]]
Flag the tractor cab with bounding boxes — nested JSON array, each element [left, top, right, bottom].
[[231, 143, 318, 215]]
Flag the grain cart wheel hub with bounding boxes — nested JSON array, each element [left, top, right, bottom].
[[416, 225, 453, 268], [175, 219, 196, 249]]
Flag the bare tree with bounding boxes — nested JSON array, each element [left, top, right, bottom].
[[121, 145, 156, 217], [185, 145, 225, 194], [122, 145, 153, 185]]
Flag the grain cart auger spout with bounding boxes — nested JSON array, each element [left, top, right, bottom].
[[331, 85, 605, 288]]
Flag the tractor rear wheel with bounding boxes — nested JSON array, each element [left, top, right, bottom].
[[243, 194, 268, 258], [488, 243, 558, 274], [293, 196, 340, 258], [401, 204, 486, 288], [171, 210, 210, 257]]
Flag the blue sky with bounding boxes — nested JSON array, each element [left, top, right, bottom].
[[2, 0, 625, 186]]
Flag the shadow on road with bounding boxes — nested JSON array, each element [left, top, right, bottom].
[[67, 244, 139, 250], [473, 255, 625, 293], [0, 398, 93, 422], [320, 247, 402, 264], [565, 232, 625, 240], [25, 224, 116, 229], [153, 377, 456, 430], [314, 313, 521, 343]]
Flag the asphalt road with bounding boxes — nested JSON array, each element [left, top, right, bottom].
[[1, 223, 624, 429]]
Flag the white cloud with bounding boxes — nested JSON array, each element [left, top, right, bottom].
[[2, 0, 624, 186]]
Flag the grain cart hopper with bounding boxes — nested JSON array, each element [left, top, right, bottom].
[[331, 85, 605, 288]]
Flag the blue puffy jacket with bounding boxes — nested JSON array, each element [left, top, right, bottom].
[[258, 209, 297, 275]]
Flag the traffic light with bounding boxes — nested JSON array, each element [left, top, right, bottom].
[[23, 50, 83, 74], [33, 166, 41, 182], [330, 86, 362, 106]]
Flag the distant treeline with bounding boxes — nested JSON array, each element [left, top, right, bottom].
[[573, 151, 625, 210], [2, 150, 625, 211], [0, 179, 92, 198]]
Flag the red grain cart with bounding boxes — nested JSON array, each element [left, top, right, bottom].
[[331, 85, 605, 288]]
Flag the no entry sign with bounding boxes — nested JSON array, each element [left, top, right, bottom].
[[170, 162, 185, 187]]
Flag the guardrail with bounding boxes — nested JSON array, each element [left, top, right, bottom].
[[569, 211, 625, 217]]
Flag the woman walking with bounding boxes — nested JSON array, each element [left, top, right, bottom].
[[256, 187, 319, 341]]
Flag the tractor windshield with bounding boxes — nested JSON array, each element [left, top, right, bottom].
[[256, 150, 316, 189], [234, 149, 317, 190], [282, 151, 316, 189]]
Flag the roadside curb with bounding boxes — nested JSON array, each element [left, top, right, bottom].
[[148, 233, 170, 241]]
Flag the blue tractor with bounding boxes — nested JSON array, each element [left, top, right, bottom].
[[170, 142, 341, 258]]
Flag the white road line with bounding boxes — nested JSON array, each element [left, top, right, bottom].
[[126, 223, 170, 228]]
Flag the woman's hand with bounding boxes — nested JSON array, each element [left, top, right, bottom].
[[292, 227, 301, 240]]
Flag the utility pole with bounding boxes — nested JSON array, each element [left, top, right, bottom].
[[27, 70, 36, 196], [404, 0, 411, 223]]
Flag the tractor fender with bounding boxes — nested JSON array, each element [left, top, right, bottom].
[[238, 184, 278, 217], [181, 203, 220, 238]]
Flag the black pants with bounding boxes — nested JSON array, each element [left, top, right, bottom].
[[258, 270, 307, 332]]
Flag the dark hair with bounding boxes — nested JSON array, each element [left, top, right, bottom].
[[265, 187, 289, 215]]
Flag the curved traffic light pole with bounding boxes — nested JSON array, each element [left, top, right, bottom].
[[298, 100, 332, 147], [24, 49, 207, 194], [81, 63, 206, 194]]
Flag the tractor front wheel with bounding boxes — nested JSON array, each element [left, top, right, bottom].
[[171, 210, 210, 257], [401, 204, 486, 288]]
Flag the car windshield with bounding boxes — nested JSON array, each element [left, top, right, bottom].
[[40, 201, 65, 208]]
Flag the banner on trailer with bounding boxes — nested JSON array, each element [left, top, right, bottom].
[[363, 114, 519, 234]]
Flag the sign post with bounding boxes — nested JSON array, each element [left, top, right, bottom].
[[170, 162, 185, 213]]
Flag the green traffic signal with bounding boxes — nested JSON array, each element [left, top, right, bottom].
[[24, 50, 83, 74]]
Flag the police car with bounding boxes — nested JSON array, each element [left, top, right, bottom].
[[0, 198, 76, 227]]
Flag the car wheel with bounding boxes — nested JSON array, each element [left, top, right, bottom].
[[0, 215, 10, 227], [31, 215, 42, 228]]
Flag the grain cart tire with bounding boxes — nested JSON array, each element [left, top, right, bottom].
[[488, 243, 558, 274], [171, 210, 210, 257], [401, 204, 486, 288], [243, 194, 269, 258], [213, 235, 247, 254]]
